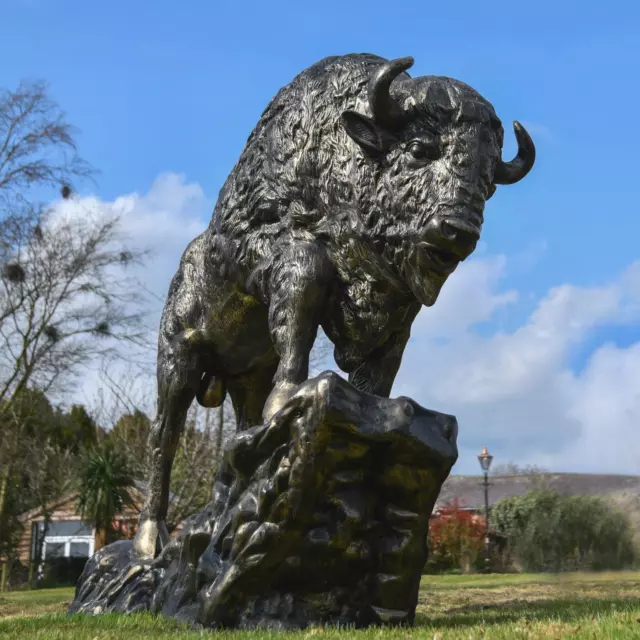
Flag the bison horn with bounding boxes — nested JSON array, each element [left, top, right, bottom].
[[368, 56, 414, 130], [494, 121, 536, 185]]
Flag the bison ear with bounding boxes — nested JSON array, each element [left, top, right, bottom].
[[341, 111, 385, 155]]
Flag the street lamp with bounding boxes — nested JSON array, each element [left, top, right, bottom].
[[477, 446, 493, 572]]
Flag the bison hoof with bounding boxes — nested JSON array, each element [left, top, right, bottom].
[[132, 518, 170, 560], [263, 382, 298, 423]]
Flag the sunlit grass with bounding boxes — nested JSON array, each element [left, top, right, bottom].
[[1, 572, 640, 638]]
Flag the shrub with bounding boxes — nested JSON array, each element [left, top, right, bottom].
[[490, 490, 636, 572], [426, 499, 486, 573]]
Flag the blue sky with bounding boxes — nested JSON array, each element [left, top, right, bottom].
[[3, 0, 640, 474], [3, 1, 638, 295]]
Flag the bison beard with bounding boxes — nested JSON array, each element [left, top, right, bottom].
[[124, 53, 534, 571]]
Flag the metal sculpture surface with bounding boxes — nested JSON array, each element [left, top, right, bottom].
[[70, 373, 459, 628], [69, 53, 535, 629], [133, 53, 534, 560]]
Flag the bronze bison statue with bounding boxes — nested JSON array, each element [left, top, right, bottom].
[[133, 53, 535, 558]]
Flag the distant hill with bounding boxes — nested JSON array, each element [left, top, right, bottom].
[[437, 473, 640, 542]]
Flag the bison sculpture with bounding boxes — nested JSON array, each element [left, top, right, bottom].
[[133, 53, 535, 559]]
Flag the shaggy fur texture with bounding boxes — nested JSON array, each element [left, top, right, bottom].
[[131, 53, 534, 559]]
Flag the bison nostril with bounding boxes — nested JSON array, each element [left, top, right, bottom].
[[423, 217, 481, 261], [441, 221, 458, 241], [441, 220, 481, 255], [443, 219, 481, 242]]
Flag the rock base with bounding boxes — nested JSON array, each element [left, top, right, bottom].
[[69, 372, 458, 630]]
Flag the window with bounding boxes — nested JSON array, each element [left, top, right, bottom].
[[35, 519, 95, 566], [41, 520, 93, 537], [45, 542, 65, 558], [69, 542, 90, 558]]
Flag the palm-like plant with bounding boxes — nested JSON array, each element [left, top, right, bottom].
[[76, 439, 136, 550]]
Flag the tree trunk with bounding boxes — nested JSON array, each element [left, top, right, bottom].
[[0, 463, 11, 547], [94, 526, 108, 552]]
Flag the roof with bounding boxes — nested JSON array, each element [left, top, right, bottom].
[[436, 473, 640, 511], [19, 487, 142, 523], [18, 480, 179, 523]]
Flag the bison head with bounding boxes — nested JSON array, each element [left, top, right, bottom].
[[341, 57, 535, 306]]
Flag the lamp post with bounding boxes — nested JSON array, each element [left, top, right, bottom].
[[477, 446, 493, 573]]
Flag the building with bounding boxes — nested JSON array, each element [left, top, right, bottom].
[[16, 490, 143, 571]]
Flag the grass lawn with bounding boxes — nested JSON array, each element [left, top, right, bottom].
[[1, 572, 639, 639]]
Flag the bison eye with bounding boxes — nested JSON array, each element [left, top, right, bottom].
[[407, 139, 440, 162]]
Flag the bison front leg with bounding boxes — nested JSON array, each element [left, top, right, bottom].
[[132, 338, 200, 559], [348, 326, 413, 397], [262, 241, 333, 421]]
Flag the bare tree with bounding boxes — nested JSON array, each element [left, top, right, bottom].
[[94, 366, 237, 529], [0, 80, 148, 547], [94, 363, 154, 429], [491, 463, 549, 477], [167, 399, 236, 528], [0, 206, 148, 409], [491, 462, 551, 491], [0, 80, 93, 202], [0, 205, 149, 545], [22, 440, 77, 585]]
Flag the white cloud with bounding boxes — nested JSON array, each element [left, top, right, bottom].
[[395, 258, 640, 475], [53, 172, 209, 312], [46, 173, 640, 476], [409, 255, 518, 341], [49, 173, 210, 414], [540, 342, 640, 473]]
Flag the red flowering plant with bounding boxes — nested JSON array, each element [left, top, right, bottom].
[[426, 498, 486, 573]]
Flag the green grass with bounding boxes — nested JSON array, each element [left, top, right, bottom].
[[0, 586, 74, 618], [1, 572, 640, 638]]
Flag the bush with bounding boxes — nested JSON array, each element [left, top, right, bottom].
[[490, 490, 636, 572], [426, 499, 486, 573]]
